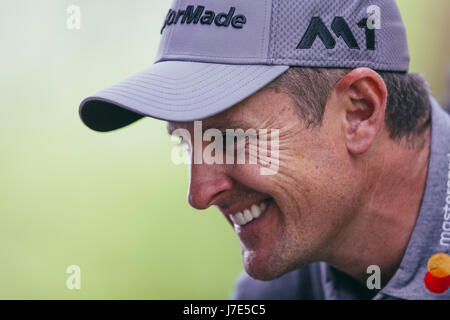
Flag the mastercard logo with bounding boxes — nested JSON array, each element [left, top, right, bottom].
[[424, 253, 450, 294]]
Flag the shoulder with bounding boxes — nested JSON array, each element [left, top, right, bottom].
[[231, 263, 324, 300]]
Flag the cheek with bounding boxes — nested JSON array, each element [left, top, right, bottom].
[[282, 155, 358, 240], [229, 164, 277, 194], [274, 140, 349, 218]]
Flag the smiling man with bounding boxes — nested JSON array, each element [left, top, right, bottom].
[[79, 0, 450, 300]]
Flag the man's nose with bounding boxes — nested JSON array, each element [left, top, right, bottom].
[[188, 163, 233, 210]]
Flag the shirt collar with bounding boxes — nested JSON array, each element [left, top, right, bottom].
[[375, 98, 450, 300], [319, 98, 450, 300]]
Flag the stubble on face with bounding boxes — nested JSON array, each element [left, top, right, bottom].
[[173, 87, 361, 281]]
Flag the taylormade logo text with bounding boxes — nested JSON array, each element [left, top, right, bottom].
[[161, 5, 247, 33]]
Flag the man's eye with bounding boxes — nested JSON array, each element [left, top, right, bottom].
[[184, 142, 192, 154], [178, 139, 191, 154]]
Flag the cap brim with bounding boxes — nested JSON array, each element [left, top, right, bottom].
[[79, 61, 289, 132]]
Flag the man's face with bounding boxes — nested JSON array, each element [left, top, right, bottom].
[[168, 87, 361, 281]]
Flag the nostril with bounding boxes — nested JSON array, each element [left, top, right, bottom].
[[207, 190, 227, 207]]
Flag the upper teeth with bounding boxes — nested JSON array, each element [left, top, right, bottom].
[[230, 200, 268, 226]]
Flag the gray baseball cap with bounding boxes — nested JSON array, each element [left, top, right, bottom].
[[79, 0, 409, 132]]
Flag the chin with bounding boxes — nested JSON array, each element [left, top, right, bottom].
[[242, 248, 288, 281], [241, 243, 314, 281]]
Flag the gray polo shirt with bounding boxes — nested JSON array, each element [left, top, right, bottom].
[[233, 97, 450, 300]]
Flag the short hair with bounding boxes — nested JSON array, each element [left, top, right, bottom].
[[268, 67, 432, 142]]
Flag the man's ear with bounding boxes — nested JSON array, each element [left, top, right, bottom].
[[334, 68, 387, 155]]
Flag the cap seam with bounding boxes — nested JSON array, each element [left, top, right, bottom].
[[134, 64, 224, 83], [268, 0, 280, 61], [272, 58, 408, 68], [109, 66, 248, 98], [260, 0, 269, 60], [103, 66, 263, 104], [266, 0, 276, 63], [98, 67, 278, 112], [159, 53, 268, 60]]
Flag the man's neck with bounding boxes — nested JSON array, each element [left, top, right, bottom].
[[324, 128, 431, 287]]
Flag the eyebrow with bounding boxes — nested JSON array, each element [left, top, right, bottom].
[[166, 123, 176, 135]]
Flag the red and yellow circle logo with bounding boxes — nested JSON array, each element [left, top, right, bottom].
[[424, 253, 450, 294]]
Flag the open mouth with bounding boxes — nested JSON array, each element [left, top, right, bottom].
[[229, 198, 272, 227]]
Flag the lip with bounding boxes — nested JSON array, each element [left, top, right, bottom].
[[219, 197, 272, 216], [219, 198, 273, 224], [234, 198, 276, 239]]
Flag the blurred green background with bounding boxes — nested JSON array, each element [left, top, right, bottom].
[[0, 0, 449, 299]]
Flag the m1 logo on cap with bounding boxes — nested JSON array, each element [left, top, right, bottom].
[[297, 5, 381, 51], [161, 5, 247, 34]]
